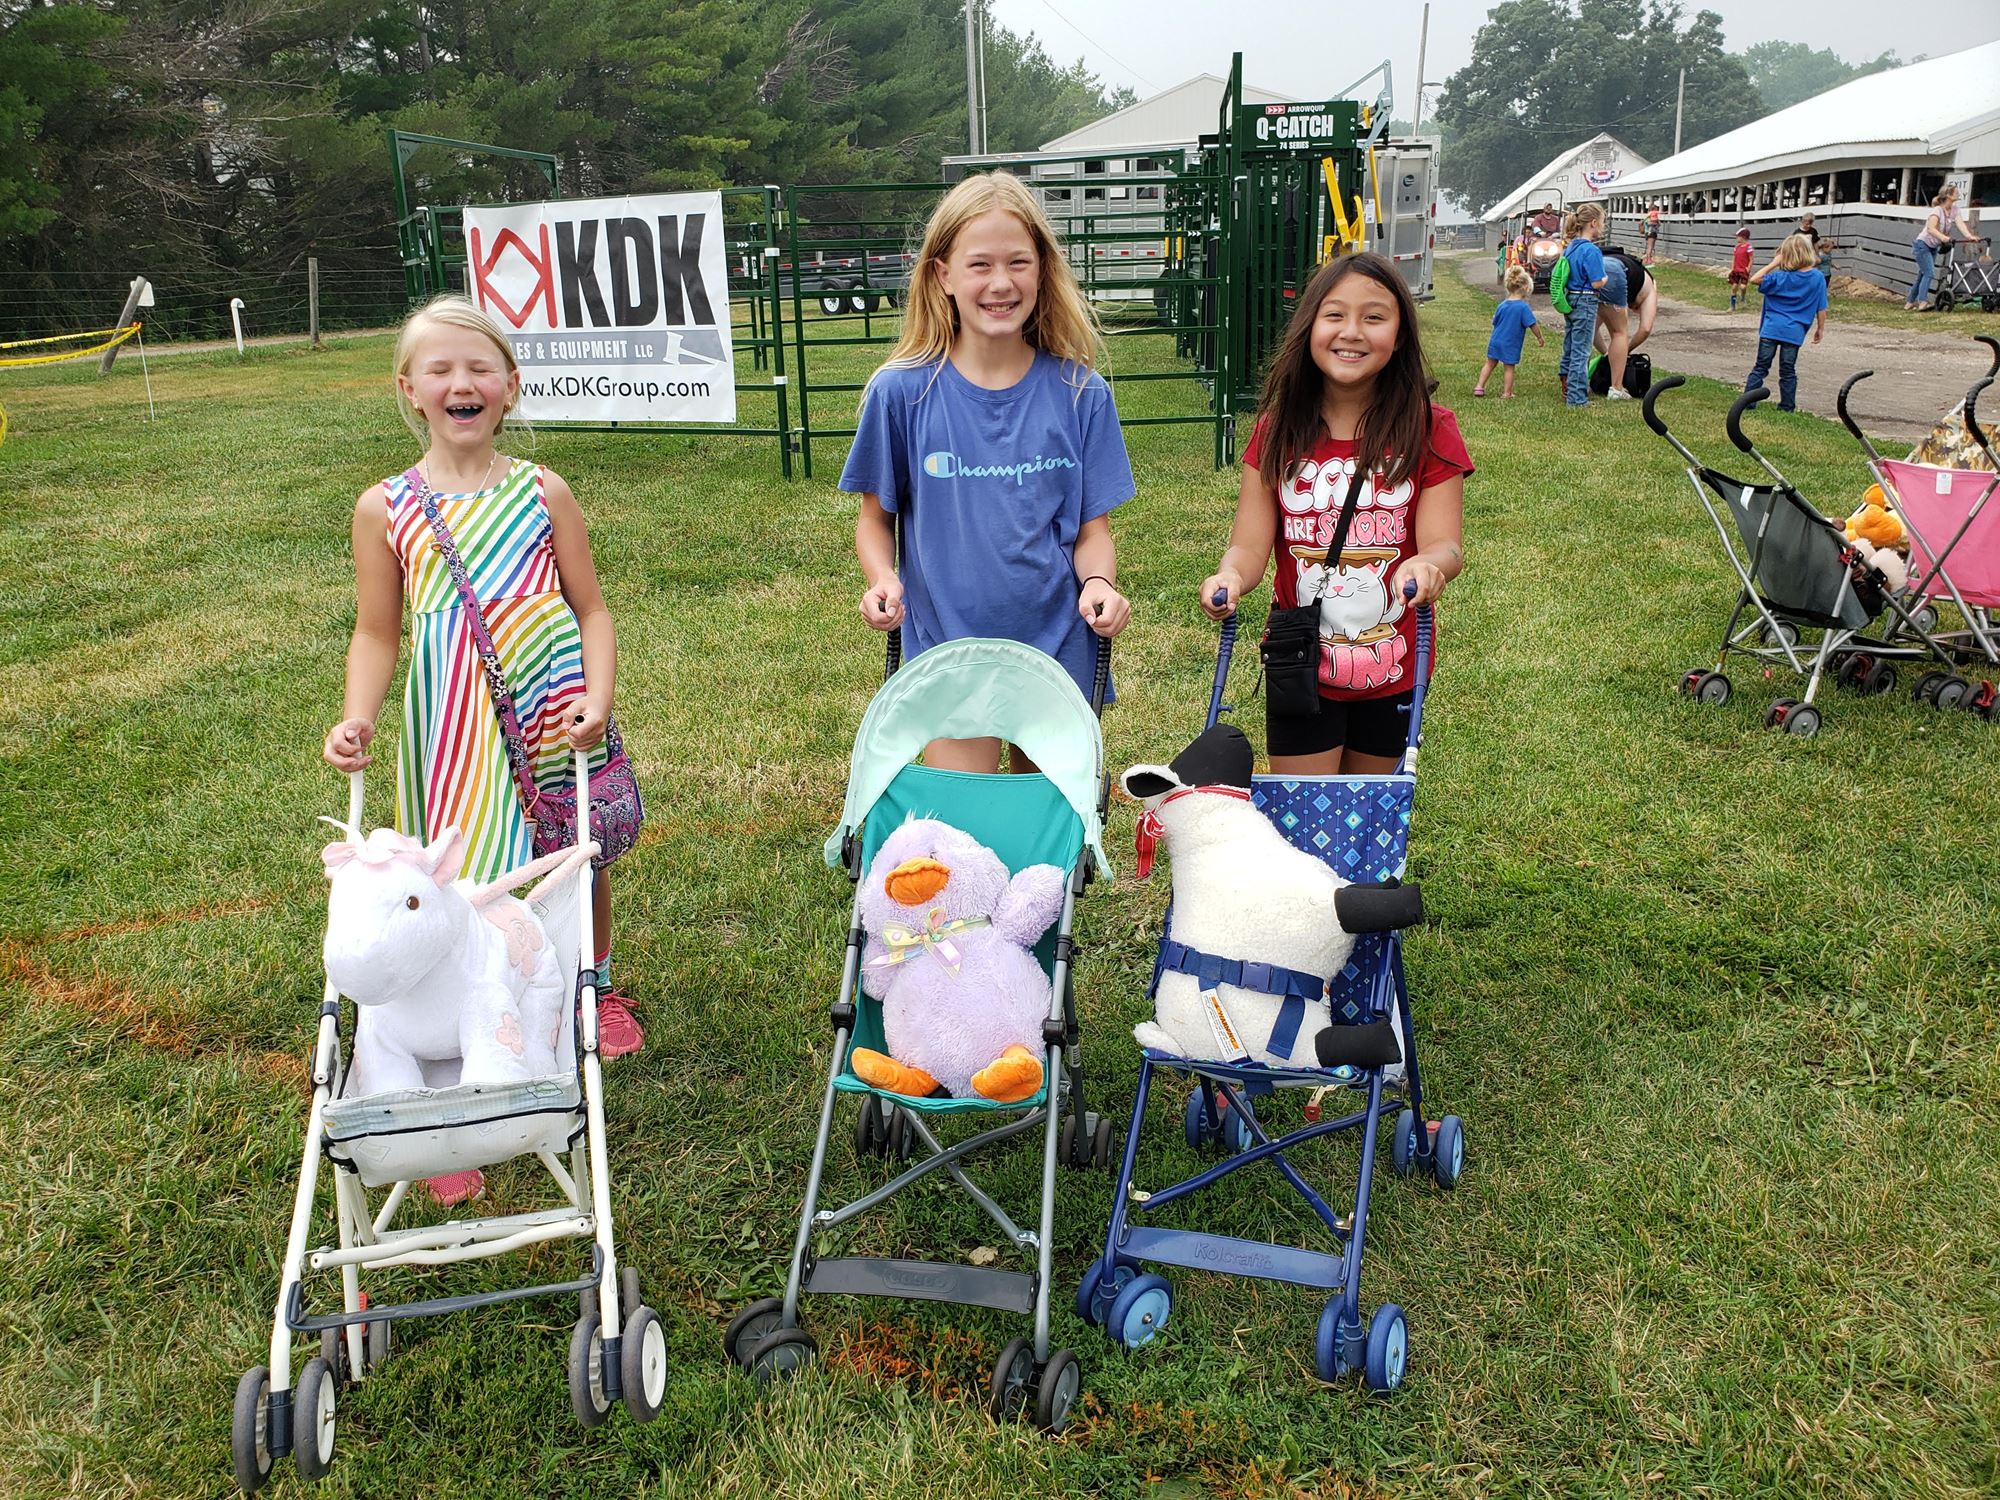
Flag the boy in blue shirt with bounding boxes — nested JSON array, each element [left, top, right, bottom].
[[1476, 266, 1545, 397], [1745, 234, 1830, 413]]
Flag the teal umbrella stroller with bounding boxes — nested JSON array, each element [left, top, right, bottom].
[[726, 635, 1116, 1432]]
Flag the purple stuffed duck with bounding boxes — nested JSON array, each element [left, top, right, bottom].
[[852, 819, 1066, 1102]]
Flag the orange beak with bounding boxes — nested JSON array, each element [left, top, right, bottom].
[[884, 856, 950, 906]]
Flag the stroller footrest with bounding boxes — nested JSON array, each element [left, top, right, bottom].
[[804, 1256, 1036, 1314], [1119, 1225, 1345, 1291]]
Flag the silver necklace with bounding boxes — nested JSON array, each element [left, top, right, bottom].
[[424, 451, 502, 495]]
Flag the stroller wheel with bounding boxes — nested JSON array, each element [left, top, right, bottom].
[[1764, 698, 1798, 729], [884, 1104, 915, 1162], [748, 1326, 819, 1384], [230, 1366, 274, 1495], [1390, 1108, 1419, 1177], [1075, 1256, 1134, 1328], [1090, 1116, 1116, 1171], [1782, 703, 1823, 738], [1222, 1103, 1257, 1155], [1431, 1115, 1466, 1190], [1835, 655, 1870, 691], [1315, 1300, 1357, 1381], [621, 1305, 668, 1423], [1936, 675, 1972, 711], [1911, 604, 1941, 635], [1862, 660, 1898, 696], [1363, 1304, 1409, 1394], [1033, 1348, 1082, 1434], [987, 1336, 1034, 1422], [1183, 1086, 1219, 1148], [1694, 671, 1732, 706], [724, 1297, 787, 1368], [1108, 1273, 1173, 1351], [293, 1355, 338, 1481], [568, 1313, 612, 1427], [853, 1095, 884, 1158], [1914, 670, 1949, 705]]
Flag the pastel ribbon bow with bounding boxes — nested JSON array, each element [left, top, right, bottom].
[[867, 909, 991, 978]]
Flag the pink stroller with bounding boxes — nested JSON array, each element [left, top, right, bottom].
[[1837, 336, 2000, 719]]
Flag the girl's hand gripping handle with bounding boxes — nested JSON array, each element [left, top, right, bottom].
[[324, 718, 375, 773], [861, 577, 904, 630]]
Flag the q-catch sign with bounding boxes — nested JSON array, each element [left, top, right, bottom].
[[464, 192, 735, 423]]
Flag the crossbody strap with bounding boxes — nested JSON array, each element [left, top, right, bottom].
[[405, 464, 546, 819], [1302, 467, 1369, 606]]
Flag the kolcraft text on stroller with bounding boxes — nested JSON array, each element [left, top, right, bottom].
[[1839, 337, 2000, 720], [1081, 591, 1450, 1394], [230, 750, 660, 1495], [726, 634, 1117, 1434], [1646, 378, 1954, 739]]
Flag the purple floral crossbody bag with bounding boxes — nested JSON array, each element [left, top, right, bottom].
[[407, 465, 644, 868]]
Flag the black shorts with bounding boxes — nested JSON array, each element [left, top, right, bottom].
[[1267, 688, 1415, 760]]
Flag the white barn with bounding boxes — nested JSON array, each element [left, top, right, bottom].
[[1481, 133, 1651, 224]]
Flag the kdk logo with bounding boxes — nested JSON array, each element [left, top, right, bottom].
[[469, 213, 714, 331]]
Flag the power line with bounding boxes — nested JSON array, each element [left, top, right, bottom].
[[1017, 0, 1159, 94]]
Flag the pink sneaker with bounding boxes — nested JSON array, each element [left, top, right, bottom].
[[595, 987, 645, 1058], [426, 1169, 484, 1206]]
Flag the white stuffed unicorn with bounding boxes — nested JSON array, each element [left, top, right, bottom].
[[321, 824, 593, 1097]]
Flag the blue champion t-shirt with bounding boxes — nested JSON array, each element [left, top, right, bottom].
[[1757, 268, 1830, 346], [1487, 298, 1538, 362], [840, 351, 1137, 699]]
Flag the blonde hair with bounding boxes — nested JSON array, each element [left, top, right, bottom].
[[1502, 266, 1534, 297], [880, 172, 1103, 383], [392, 294, 522, 445], [1773, 233, 1818, 271], [1562, 202, 1603, 239]]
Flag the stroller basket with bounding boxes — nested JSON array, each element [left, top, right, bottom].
[[323, 1075, 583, 1185], [1702, 467, 1876, 628]]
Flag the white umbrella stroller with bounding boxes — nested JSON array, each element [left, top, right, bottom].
[[230, 750, 662, 1493]]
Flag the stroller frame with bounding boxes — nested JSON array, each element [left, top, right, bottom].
[[727, 635, 1116, 1434], [231, 750, 658, 1494], [1082, 601, 1458, 1394], [1837, 338, 2000, 712], [1645, 377, 1954, 737]]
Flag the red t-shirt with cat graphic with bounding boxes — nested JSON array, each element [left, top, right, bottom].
[[1244, 404, 1473, 701]]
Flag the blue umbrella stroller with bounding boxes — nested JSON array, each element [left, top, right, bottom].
[[1080, 600, 1456, 1393], [726, 636, 1118, 1432], [230, 751, 660, 1494]]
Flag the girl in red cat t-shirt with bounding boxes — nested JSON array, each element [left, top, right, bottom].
[[1201, 253, 1471, 775]]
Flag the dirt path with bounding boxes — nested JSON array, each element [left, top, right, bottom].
[[1455, 253, 1990, 447]]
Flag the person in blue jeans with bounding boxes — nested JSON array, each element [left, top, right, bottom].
[[1559, 202, 1608, 406], [1745, 233, 1829, 412]]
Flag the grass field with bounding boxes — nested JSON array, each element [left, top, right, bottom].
[[2, 261, 1997, 1500]]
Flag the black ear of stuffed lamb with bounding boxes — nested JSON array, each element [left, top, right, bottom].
[[1121, 765, 1180, 800], [1333, 879, 1425, 932]]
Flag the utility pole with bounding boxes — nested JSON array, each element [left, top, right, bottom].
[[1674, 67, 1685, 155], [963, 0, 987, 155], [1411, 3, 1431, 134]]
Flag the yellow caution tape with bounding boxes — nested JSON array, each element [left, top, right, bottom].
[[0, 397, 8, 449], [0, 323, 141, 368]]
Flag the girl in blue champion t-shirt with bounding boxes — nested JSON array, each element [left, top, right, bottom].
[[841, 171, 1136, 773]]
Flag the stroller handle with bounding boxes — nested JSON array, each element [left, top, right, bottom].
[[1642, 374, 1685, 437], [341, 769, 364, 830], [1966, 376, 1995, 464], [1976, 334, 1999, 379], [1837, 371, 1878, 453], [1728, 387, 1770, 454]]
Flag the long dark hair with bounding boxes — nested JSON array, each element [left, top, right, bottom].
[[1255, 252, 1434, 497]]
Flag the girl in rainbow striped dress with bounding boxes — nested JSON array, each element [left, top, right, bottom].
[[324, 298, 642, 1202]]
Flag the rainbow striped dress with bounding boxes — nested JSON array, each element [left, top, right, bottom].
[[384, 460, 601, 882]]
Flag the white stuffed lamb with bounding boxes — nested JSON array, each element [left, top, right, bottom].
[[321, 824, 591, 1097], [1123, 723, 1421, 1071]]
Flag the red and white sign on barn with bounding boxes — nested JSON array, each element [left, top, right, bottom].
[[463, 192, 736, 424]]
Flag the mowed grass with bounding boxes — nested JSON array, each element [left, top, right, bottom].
[[2, 261, 1997, 1500]]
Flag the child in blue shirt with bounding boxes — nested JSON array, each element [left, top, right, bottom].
[[842, 171, 1136, 773], [1558, 203, 1610, 406], [1476, 266, 1545, 397], [1745, 233, 1830, 413]]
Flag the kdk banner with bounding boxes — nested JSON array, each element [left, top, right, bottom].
[[464, 192, 735, 423]]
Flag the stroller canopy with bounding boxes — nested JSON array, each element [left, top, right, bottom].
[[825, 638, 1109, 876]]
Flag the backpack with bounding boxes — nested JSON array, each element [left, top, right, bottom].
[[1549, 248, 1574, 315], [1588, 351, 1653, 397]]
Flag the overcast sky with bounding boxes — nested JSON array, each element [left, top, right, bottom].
[[983, 0, 2000, 120]]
